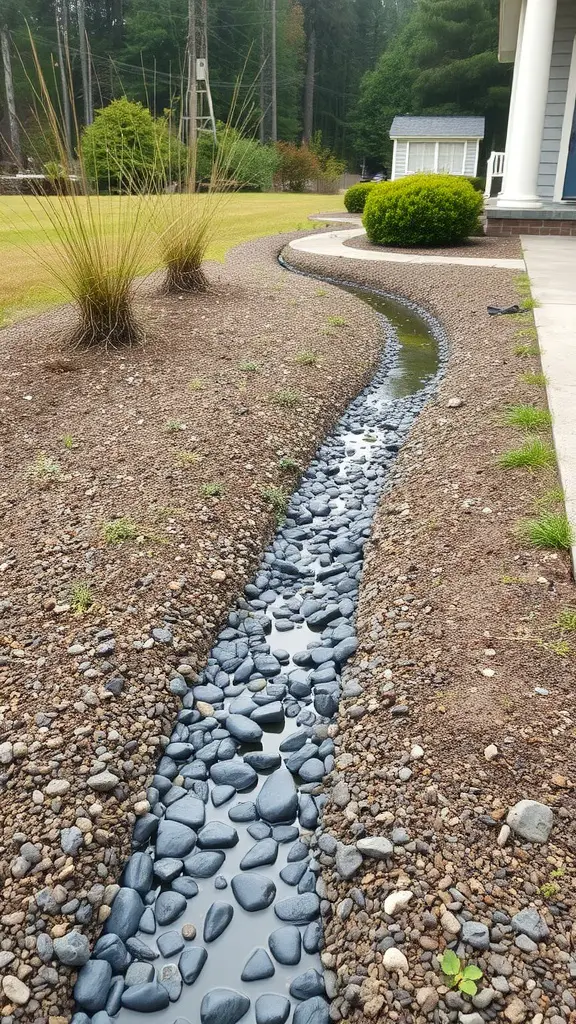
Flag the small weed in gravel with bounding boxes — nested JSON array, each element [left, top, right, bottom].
[[439, 950, 483, 998], [539, 881, 559, 900], [514, 271, 539, 310], [239, 360, 260, 373], [177, 450, 202, 466], [517, 512, 573, 550], [498, 437, 555, 469], [29, 454, 62, 483], [505, 405, 551, 429], [61, 433, 74, 450], [315, 288, 327, 297], [262, 484, 289, 523], [294, 350, 320, 367], [103, 517, 140, 543], [521, 371, 547, 386], [555, 607, 576, 632], [536, 487, 565, 509], [271, 389, 300, 408], [201, 482, 223, 498], [327, 315, 346, 327], [164, 419, 185, 433], [514, 343, 539, 357], [515, 326, 538, 340], [278, 456, 300, 472], [71, 581, 93, 613], [189, 378, 204, 390]]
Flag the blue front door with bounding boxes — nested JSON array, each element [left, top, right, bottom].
[[563, 101, 576, 199]]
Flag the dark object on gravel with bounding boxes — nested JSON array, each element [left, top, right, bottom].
[[487, 303, 524, 315]]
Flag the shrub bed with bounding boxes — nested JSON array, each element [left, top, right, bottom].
[[344, 181, 376, 213], [363, 174, 483, 247]]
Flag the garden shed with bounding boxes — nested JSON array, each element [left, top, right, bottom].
[[389, 115, 485, 180]]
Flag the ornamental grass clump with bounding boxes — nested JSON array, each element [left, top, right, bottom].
[[5, 40, 163, 349], [363, 174, 483, 247]]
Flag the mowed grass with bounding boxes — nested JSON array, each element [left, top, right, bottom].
[[0, 192, 343, 326]]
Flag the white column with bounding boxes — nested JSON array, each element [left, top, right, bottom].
[[497, 0, 557, 208], [500, 0, 526, 195]]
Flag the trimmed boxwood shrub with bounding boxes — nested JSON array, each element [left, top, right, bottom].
[[466, 175, 486, 193], [363, 174, 483, 247], [344, 181, 376, 213]]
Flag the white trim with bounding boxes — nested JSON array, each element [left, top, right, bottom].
[[391, 139, 397, 180], [554, 33, 576, 202], [463, 140, 468, 175]]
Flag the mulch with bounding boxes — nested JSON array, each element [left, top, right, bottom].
[[342, 232, 523, 260]]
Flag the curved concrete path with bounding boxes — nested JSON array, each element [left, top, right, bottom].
[[292, 216, 525, 270]]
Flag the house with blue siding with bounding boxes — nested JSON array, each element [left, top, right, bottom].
[[486, 0, 576, 235]]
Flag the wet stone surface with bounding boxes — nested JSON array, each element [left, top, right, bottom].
[[72, 281, 443, 1024]]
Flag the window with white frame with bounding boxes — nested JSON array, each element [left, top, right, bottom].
[[437, 142, 466, 174], [407, 142, 436, 173]]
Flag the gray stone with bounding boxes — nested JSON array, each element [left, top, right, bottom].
[[203, 901, 234, 942], [461, 920, 490, 950], [157, 930, 185, 958], [241, 948, 275, 982], [268, 926, 302, 965], [511, 908, 550, 943], [126, 937, 158, 961], [53, 931, 91, 967], [74, 960, 112, 1014], [210, 761, 258, 790], [179, 946, 208, 985], [158, 963, 182, 1002], [290, 970, 325, 1000], [165, 795, 206, 829], [154, 890, 187, 926], [292, 997, 330, 1024], [121, 982, 170, 1012], [335, 843, 363, 880], [506, 800, 553, 843], [124, 963, 155, 988], [256, 769, 298, 824], [122, 853, 154, 895], [515, 933, 538, 952], [104, 887, 144, 941], [240, 839, 278, 870], [87, 770, 119, 792], [156, 820, 197, 858], [231, 874, 276, 912], [356, 836, 393, 860], [225, 714, 263, 744], [93, 934, 129, 972], [255, 994, 291, 1024], [184, 851, 226, 877], [200, 988, 250, 1024], [61, 826, 83, 855], [274, 893, 320, 924], [197, 822, 239, 849]]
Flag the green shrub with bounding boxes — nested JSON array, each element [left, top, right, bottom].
[[363, 174, 483, 247], [81, 98, 186, 193], [466, 176, 485, 193], [344, 182, 376, 213], [195, 127, 279, 192]]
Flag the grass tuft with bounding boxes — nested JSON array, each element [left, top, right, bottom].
[[514, 344, 539, 357], [521, 372, 547, 386], [271, 389, 300, 409], [71, 581, 93, 613], [294, 350, 320, 367], [164, 419, 185, 433], [177, 450, 202, 466], [29, 454, 61, 483], [188, 378, 204, 391], [536, 487, 565, 510], [498, 437, 555, 469], [278, 456, 300, 472], [239, 360, 260, 373], [555, 607, 576, 632], [327, 315, 346, 327], [61, 433, 75, 450], [201, 482, 223, 498], [262, 484, 289, 523], [103, 517, 139, 543], [504, 405, 551, 430], [517, 513, 573, 550]]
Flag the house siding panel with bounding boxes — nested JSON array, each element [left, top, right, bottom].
[[537, 0, 576, 199], [393, 141, 408, 178], [464, 140, 478, 176]]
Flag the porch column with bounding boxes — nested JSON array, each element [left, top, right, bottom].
[[500, 0, 526, 195], [497, 0, 557, 208]]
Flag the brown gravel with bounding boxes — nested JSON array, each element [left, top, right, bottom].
[[342, 232, 523, 260], [0, 233, 383, 1022], [284, 245, 576, 1024]]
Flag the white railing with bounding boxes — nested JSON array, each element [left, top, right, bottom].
[[484, 151, 506, 198]]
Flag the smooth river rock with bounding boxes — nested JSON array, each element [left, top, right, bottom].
[[200, 988, 250, 1024], [231, 874, 276, 912], [256, 769, 298, 824]]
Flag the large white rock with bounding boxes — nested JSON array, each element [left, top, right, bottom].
[[2, 976, 30, 1005], [383, 947, 409, 973], [506, 800, 553, 843], [383, 890, 413, 916], [356, 837, 393, 860]]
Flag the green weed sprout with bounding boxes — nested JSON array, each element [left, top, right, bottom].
[[440, 950, 483, 998]]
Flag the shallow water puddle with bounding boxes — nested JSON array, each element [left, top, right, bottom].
[[72, 273, 444, 1024]]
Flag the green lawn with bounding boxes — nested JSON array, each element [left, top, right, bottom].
[[0, 192, 344, 326]]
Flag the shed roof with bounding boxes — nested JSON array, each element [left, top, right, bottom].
[[389, 116, 485, 139]]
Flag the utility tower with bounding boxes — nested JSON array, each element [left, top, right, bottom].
[[185, 0, 217, 149], [259, 0, 277, 143]]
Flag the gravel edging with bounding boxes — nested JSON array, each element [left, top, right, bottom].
[[342, 233, 523, 260], [0, 232, 383, 1023], [283, 247, 576, 1024]]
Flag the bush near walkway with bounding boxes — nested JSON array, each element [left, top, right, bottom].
[[344, 182, 377, 213], [363, 173, 483, 247]]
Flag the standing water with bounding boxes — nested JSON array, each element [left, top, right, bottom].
[[71, 273, 445, 1024]]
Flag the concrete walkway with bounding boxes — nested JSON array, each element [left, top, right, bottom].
[[293, 222, 525, 270], [523, 236, 576, 569]]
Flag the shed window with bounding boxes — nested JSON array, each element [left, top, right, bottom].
[[407, 142, 436, 173], [438, 142, 466, 174]]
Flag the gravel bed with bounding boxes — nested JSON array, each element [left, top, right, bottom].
[[0, 233, 383, 1023], [284, 247, 576, 1024], [342, 234, 523, 260]]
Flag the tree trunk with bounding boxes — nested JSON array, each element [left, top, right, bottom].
[[112, 0, 123, 49], [77, 0, 92, 124], [55, 0, 73, 161], [0, 25, 22, 167], [303, 24, 316, 143], [270, 0, 277, 142]]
